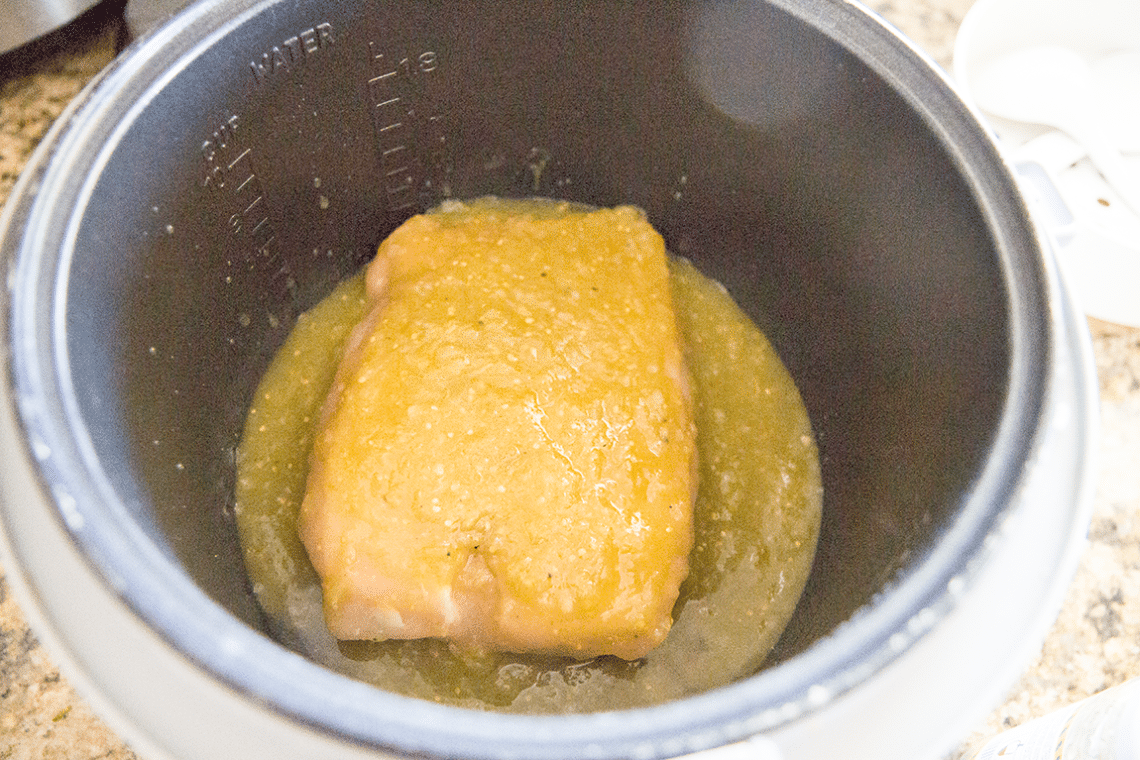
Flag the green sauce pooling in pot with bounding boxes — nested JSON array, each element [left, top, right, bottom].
[[233, 198, 822, 712]]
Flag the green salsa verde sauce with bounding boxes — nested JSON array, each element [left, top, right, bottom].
[[235, 230, 822, 713]]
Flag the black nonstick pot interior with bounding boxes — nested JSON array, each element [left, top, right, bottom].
[[7, 0, 1050, 754]]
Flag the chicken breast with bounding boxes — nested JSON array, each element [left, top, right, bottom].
[[297, 198, 696, 660]]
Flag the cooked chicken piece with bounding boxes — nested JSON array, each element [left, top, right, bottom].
[[298, 198, 696, 660]]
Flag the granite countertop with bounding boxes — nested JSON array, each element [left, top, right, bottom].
[[1, 1, 1138, 758]]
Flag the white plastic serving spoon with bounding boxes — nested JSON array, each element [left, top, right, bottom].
[[973, 44, 1140, 217]]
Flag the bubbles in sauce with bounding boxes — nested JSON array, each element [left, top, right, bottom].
[[233, 199, 822, 712]]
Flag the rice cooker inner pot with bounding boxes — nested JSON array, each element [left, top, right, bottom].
[[4, 0, 1050, 756]]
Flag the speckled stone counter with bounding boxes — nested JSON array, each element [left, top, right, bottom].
[[1, 2, 1138, 758]]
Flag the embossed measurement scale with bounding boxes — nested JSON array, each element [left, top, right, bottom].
[[367, 44, 447, 218]]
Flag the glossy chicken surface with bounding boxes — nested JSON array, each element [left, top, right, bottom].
[[297, 199, 697, 660]]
